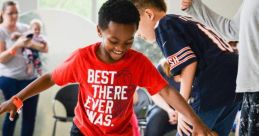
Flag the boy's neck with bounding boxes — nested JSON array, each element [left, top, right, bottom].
[[153, 11, 166, 29], [155, 11, 167, 21]]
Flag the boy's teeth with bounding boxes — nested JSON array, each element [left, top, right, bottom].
[[113, 51, 122, 54]]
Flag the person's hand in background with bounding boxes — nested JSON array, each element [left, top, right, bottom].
[[181, 0, 192, 10]]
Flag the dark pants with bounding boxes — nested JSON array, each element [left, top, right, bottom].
[[239, 92, 259, 136], [70, 123, 83, 136], [0, 76, 39, 136], [177, 93, 241, 136], [145, 106, 177, 136]]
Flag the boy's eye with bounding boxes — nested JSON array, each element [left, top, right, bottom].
[[109, 40, 118, 45], [125, 42, 133, 45]]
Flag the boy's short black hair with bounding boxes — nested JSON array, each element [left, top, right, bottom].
[[98, 0, 140, 30], [130, 0, 167, 13]]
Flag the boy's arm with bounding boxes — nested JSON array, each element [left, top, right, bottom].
[[153, 85, 213, 136], [17, 73, 55, 101], [179, 61, 197, 100], [151, 92, 178, 124], [177, 61, 197, 135], [182, 0, 240, 41], [153, 62, 199, 135], [152, 62, 197, 125], [0, 73, 55, 119]]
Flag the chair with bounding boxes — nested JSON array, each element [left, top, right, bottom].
[[52, 83, 79, 136]]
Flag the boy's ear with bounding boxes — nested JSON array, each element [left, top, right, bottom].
[[144, 9, 155, 20], [96, 25, 102, 38]]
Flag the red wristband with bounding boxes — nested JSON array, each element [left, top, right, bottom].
[[8, 49, 16, 56], [11, 96, 23, 113]]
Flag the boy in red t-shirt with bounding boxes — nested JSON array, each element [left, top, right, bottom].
[[0, 0, 214, 136]]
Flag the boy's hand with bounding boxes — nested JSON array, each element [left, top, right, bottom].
[[0, 100, 18, 121], [181, 0, 192, 10], [177, 113, 218, 136], [178, 113, 192, 136], [192, 119, 218, 136], [167, 109, 178, 124]]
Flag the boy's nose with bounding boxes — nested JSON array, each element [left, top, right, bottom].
[[116, 45, 126, 51]]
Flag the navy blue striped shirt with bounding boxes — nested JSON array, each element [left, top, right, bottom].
[[155, 14, 241, 110]]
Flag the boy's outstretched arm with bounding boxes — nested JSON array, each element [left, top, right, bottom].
[[0, 73, 55, 119], [152, 86, 215, 136]]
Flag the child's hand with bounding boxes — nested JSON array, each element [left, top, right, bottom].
[[177, 113, 192, 136], [181, 0, 192, 10], [167, 109, 178, 124], [192, 118, 218, 136], [0, 99, 18, 121]]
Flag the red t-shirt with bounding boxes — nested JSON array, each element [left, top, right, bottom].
[[52, 42, 167, 136]]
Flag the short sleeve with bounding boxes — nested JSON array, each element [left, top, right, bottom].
[[157, 64, 180, 91], [51, 49, 82, 86], [138, 55, 168, 95], [155, 18, 197, 76]]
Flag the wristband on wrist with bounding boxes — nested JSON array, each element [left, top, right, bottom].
[[8, 49, 16, 56], [11, 96, 23, 113]]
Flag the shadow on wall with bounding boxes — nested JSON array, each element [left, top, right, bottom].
[[0, 9, 99, 136]]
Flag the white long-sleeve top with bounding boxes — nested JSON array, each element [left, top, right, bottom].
[[185, 0, 259, 93]]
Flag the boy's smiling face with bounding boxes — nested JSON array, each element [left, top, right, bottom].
[[97, 21, 137, 63]]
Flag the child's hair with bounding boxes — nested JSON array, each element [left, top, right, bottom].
[[130, 0, 167, 13], [159, 58, 172, 77], [0, 0, 17, 23], [98, 0, 140, 30], [30, 19, 43, 28]]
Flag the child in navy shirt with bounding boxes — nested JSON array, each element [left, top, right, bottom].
[[131, 0, 242, 135]]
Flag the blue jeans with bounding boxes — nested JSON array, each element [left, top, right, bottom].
[[0, 76, 39, 136], [177, 93, 241, 136]]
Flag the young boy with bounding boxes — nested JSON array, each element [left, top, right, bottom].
[[181, 0, 259, 135], [130, 0, 241, 135], [0, 0, 213, 136]]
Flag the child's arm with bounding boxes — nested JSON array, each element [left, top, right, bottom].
[[179, 61, 197, 100], [153, 85, 214, 136], [152, 62, 215, 135], [151, 92, 178, 124], [16, 73, 55, 101], [177, 61, 197, 135], [0, 73, 55, 119]]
